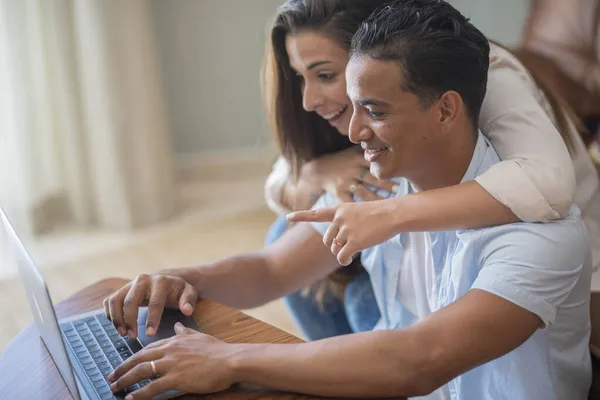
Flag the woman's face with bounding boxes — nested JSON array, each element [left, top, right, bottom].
[[285, 30, 352, 135]]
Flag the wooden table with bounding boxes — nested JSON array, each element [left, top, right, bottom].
[[0, 278, 330, 399]]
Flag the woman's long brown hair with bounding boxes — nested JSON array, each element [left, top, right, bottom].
[[261, 0, 392, 304], [262, 0, 392, 177]]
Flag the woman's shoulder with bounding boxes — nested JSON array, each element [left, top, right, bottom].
[[488, 42, 531, 78], [485, 42, 555, 121]]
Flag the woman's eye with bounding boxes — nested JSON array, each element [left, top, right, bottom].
[[318, 73, 334, 81]]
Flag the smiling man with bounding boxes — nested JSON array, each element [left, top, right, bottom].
[[105, 1, 592, 399]]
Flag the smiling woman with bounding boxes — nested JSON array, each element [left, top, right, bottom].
[[262, 0, 395, 340]]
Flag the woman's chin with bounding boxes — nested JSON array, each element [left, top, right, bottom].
[[330, 117, 350, 136], [335, 126, 350, 136]]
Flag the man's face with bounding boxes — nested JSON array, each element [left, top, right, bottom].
[[346, 55, 440, 181]]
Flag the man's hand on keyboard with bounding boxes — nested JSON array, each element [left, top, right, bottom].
[[103, 274, 198, 340], [107, 323, 234, 399]]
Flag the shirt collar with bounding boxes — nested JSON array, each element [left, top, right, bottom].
[[460, 131, 487, 184]]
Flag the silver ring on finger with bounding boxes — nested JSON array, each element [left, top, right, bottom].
[[332, 238, 347, 247], [349, 183, 358, 194]]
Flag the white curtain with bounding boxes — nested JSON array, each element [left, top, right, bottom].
[[0, 0, 177, 275]]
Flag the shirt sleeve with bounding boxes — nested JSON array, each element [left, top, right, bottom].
[[471, 213, 590, 327], [475, 45, 576, 223], [264, 156, 292, 215]]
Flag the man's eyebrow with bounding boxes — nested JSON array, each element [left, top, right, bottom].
[[358, 98, 389, 107]]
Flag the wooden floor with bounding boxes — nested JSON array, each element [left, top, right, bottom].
[[0, 167, 302, 352]]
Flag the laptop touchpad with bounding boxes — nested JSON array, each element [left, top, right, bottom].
[[135, 307, 202, 347]]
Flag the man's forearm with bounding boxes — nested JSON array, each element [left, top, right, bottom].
[[161, 252, 286, 309], [226, 288, 539, 398], [228, 330, 431, 399]]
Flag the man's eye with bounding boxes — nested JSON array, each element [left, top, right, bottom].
[[368, 110, 385, 118]]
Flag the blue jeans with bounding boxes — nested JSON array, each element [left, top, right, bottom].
[[265, 216, 381, 340]]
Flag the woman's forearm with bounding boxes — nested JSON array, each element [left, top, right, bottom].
[[392, 181, 518, 232]]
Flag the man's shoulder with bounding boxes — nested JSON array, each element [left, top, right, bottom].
[[462, 205, 590, 268]]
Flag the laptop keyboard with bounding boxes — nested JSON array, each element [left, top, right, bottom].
[[61, 314, 152, 400]]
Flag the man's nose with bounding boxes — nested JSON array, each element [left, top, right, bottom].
[[348, 111, 373, 144], [302, 82, 323, 112]]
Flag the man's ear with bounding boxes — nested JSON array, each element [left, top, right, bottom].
[[437, 91, 463, 133]]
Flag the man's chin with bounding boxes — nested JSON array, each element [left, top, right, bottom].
[[370, 165, 389, 181], [371, 164, 402, 183]]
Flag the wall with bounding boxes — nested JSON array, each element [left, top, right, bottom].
[[450, 0, 530, 46], [150, 0, 282, 156]]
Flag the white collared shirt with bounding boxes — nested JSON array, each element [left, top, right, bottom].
[[310, 134, 592, 400]]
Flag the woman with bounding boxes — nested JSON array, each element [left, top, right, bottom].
[[262, 0, 600, 341]]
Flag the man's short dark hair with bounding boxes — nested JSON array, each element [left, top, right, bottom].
[[350, 0, 490, 128]]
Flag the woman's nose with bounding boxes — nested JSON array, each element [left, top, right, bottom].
[[302, 82, 323, 112]]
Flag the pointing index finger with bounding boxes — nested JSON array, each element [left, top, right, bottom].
[[286, 207, 336, 223]]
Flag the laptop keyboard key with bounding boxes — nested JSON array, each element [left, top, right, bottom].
[[138, 379, 151, 388], [115, 343, 128, 352], [83, 361, 96, 371], [90, 349, 103, 357], [97, 314, 112, 324], [97, 387, 112, 396], [109, 358, 121, 368], [124, 384, 140, 394], [118, 349, 132, 360], [80, 355, 93, 363], [93, 380, 107, 388], [89, 370, 102, 379], [73, 345, 86, 353]]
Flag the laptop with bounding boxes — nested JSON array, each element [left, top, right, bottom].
[[0, 207, 202, 400]]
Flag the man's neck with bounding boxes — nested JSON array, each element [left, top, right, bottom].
[[408, 128, 478, 192]]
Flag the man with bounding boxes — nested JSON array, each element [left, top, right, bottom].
[[105, 1, 592, 399]]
